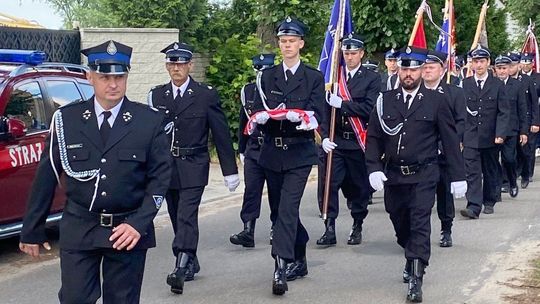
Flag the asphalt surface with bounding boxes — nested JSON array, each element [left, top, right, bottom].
[[1, 166, 540, 304]]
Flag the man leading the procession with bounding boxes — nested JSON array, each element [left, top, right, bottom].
[[317, 33, 380, 247], [19, 40, 172, 304], [147, 42, 239, 294], [230, 54, 280, 248], [253, 17, 324, 295], [366, 46, 466, 303], [460, 45, 510, 218], [421, 50, 466, 248]]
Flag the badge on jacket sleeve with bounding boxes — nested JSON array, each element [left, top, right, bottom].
[[153, 195, 164, 209]]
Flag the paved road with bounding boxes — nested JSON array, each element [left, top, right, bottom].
[[1, 167, 540, 304]]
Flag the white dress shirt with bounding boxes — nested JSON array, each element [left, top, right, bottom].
[[283, 60, 301, 80], [402, 85, 421, 109], [95, 98, 123, 129], [172, 77, 191, 99]]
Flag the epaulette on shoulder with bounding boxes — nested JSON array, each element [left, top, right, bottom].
[[150, 83, 167, 91], [60, 98, 87, 109], [196, 81, 215, 91], [131, 101, 158, 112]]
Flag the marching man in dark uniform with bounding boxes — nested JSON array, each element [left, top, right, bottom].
[[253, 17, 324, 295], [515, 53, 540, 188], [460, 45, 510, 218], [230, 54, 279, 248], [366, 46, 466, 303], [317, 33, 380, 247], [422, 50, 466, 248], [148, 42, 239, 294], [494, 54, 528, 198], [19, 40, 172, 304], [381, 48, 399, 92]]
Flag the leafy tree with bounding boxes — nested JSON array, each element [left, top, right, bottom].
[[504, 0, 540, 29], [41, 0, 119, 28]]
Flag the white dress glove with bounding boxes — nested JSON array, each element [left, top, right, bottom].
[[285, 111, 302, 122], [255, 112, 270, 125], [224, 174, 240, 192], [327, 93, 343, 108], [450, 180, 467, 199], [239, 153, 245, 165], [369, 171, 388, 192], [322, 138, 337, 153], [296, 116, 319, 131]]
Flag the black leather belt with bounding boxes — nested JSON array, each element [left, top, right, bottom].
[[65, 202, 136, 228], [272, 137, 313, 150], [342, 131, 355, 140], [171, 146, 208, 157], [386, 157, 437, 176]]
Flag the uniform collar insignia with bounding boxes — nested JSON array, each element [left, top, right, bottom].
[[437, 86, 444, 94], [396, 92, 401, 99], [122, 111, 132, 122], [82, 110, 92, 120], [107, 41, 117, 55], [418, 92, 424, 100], [165, 89, 171, 96], [187, 88, 194, 95]]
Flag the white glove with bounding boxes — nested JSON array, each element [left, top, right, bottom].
[[327, 93, 343, 108], [450, 181, 467, 199], [296, 116, 319, 131], [285, 111, 302, 122], [322, 138, 337, 153], [224, 174, 240, 192], [255, 112, 270, 125], [239, 153, 245, 165], [369, 171, 388, 192]]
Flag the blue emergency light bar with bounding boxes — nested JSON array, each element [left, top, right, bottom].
[[0, 49, 47, 65]]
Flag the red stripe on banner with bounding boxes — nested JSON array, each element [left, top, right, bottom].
[[337, 66, 367, 151]]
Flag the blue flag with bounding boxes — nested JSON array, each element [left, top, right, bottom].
[[435, 0, 451, 54], [318, 0, 354, 84]]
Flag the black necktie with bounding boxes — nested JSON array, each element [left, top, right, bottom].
[[477, 79, 483, 90], [347, 72, 352, 83], [405, 94, 412, 109], [176, 88, 182, 100], [286, 69, 294, 83], [100, 111, 112, 143]]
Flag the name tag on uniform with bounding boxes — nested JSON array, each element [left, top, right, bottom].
[[271, 90, 283, 96], [67, 143, 83, 149]]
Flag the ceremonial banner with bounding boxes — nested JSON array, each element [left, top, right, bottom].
[[521, 21, 540, 73]]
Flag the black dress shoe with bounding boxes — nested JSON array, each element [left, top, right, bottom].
[[272, 257, 288, 295], [166, 253, 191, 294], [184, 256, 200, 281], [483, 205, 494, 214], [285, 257, 308, 281], [500, 186, 509, 193], [521, 179, 529, 189], [439, 231, 452, 248], [509, 187, 519, 198], [347, 220, 362, 245], [230, 220, 255, 248], [406, 259, 424, 303], [460, 208, 479, 219], [316, 218, 336, 247], [403, 259, 412, 283]]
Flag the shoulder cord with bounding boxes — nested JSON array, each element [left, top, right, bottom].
[[148, 88, 175, 152], [376, 93, 403, 136], [50, 110, 101, 211], [256, 71, 286, 111]]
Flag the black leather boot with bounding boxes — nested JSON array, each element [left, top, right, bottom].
[[285, 256, 308, 281], [316, 218, 336, 246], [230, 220, 256, 247], [347, 219, 362, 245], [403, 259, 412, 283], [272, 256, 288, 295], [407, 259, 425, 303], [184, 255, 200, 281], [439, 231, 452, 248], [166, 252, 191, 294]]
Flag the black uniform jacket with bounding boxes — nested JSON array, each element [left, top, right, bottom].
[[503, 77, 528, 136], [365, 85, 465, 185], [149, 77, 238, 189], [21, 97, 171, 250], [257, 62, 325, 171], [517, 72, 540, 128], [436, 82, 466, 142], [462, 75, 510, 149], [238, 83, 265, 161], [321, 65, 381, 150]]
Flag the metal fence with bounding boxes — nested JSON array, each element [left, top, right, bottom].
[[0, 27, 80, 64]]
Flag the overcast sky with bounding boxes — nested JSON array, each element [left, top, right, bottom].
[[1, 0, 63, 29]]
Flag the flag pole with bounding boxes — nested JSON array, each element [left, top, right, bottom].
[[446, 0, 453, 84], [408, 1, 426, 45], [466, 0, 489, 77], [322, 0, 346, 220]]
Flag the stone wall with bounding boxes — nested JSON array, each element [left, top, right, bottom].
[[79, 28, 210, 102]]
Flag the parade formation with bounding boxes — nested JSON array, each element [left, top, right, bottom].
[[13, 0, 540, 303]]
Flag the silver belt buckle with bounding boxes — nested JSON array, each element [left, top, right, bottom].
[[257, 137, 264, 145], [171, 147, 180, 157], [343, 132, 351, 140], [274, 137, 283, 148], [100, 213, 113, 227], [400, 166, 415, 175]]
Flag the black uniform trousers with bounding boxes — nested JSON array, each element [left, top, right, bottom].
[[501, 136, 518, 188], [464, 146, 501, 214], [59, 248, 147, 304], [384, 179, 437, 266], [266, 165, 311, 261], [240, 156, 279, 224], [317, 148, 370, 223], [518, 132, 537, 181], [167, 187, 206, 256], [436, 161, 455, 232]]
